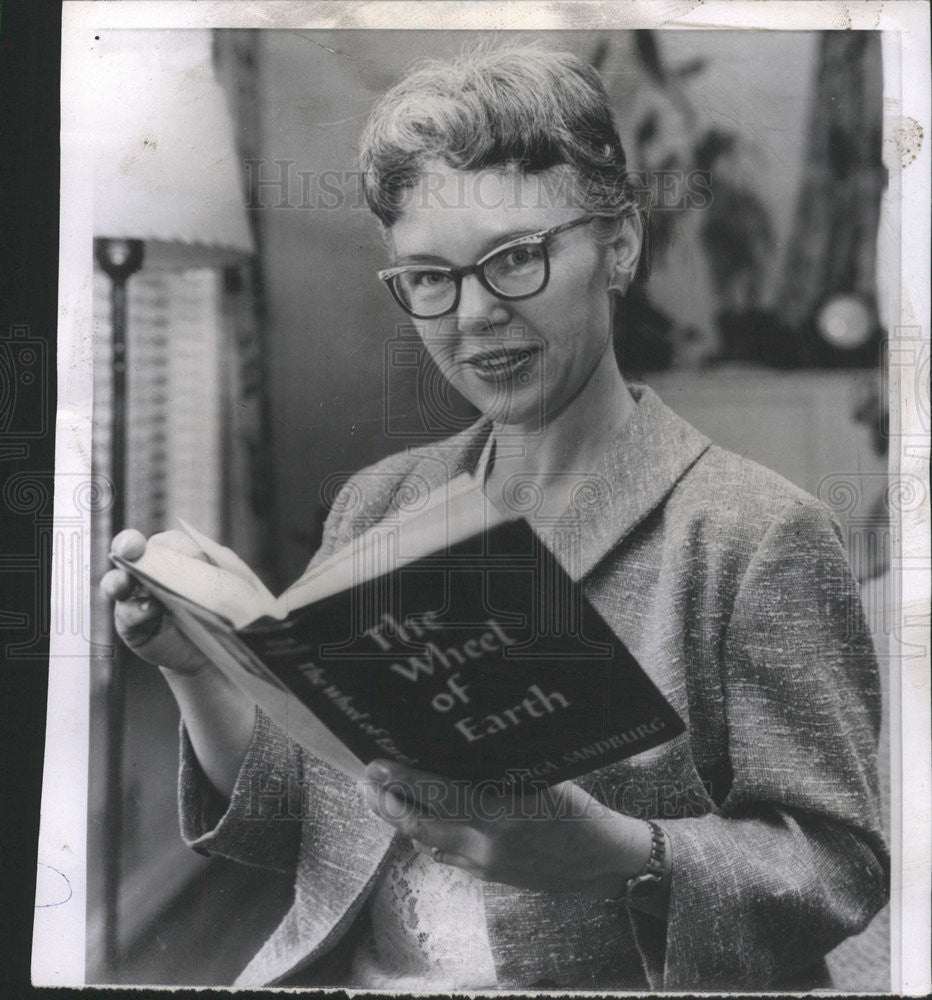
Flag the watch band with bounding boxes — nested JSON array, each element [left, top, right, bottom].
[[624, 820, 667, 904]]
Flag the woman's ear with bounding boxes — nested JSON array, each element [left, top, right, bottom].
[[607, 212, 644, 296]]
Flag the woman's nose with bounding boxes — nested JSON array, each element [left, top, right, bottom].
[[455, 273, 510, 335]]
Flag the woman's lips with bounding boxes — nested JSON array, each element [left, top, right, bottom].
[[463, 346, 539, 382]]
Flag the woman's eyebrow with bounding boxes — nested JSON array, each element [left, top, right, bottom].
[[390, 252, 454, 267], [391, 227, 543, 267]]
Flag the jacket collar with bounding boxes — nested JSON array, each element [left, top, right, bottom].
[[408, 384, 711, 581]]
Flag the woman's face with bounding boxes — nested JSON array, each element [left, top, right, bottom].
[[387, 162, 620, 429]]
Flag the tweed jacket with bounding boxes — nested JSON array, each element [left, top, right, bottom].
[[178, 385, 887, 990]]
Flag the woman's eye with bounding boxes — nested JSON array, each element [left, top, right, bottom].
[[500, 245, 540, 269], [413, 271, 448, 287]]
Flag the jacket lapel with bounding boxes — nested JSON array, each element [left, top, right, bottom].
[[543, 386, 711, 580], [405, 385, 711, 582]]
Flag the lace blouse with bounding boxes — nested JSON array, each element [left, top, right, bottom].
[[347, 430, 500, 989], [347, 837, 498, 989]]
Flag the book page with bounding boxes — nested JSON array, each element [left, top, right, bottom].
[[176, 517, 276, 600], [112, 541, 277, 629], [281, 472, 513, 614]]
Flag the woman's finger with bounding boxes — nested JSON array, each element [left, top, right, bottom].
[[111, 527, 210, 565], [359, 778, 417, 828], [148, 530, 211, 560], [359, 779, 434, 838], [364, 759, 458, 816], [359, 780, 474, 862], [100, 567, 144, 603], [410, 839, 474, 870], [113, 590, 164, 646], [110, 528, 148, 561]]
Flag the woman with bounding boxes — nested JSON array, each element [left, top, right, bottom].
[[102, 46, 887, 990]]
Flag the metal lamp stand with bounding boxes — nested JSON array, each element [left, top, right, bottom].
[[93, 236, 144, 973]]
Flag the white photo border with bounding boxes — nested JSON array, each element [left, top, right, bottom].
[[36, 1, 930, 993]]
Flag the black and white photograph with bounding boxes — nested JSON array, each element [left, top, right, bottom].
[[29, 1, 930, 994]]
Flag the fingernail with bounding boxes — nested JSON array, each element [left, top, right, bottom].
[[368, 761, 391, 782], [356, 779, 374, 803]]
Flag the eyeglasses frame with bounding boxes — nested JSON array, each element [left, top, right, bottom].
[[377, 214, 596, 319]]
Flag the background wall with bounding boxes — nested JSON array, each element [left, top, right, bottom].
[[250, 29, 851, 588], [89, 28, 890, 989]]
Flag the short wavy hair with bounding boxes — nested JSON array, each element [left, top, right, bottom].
[[359, 45, 637, 242]]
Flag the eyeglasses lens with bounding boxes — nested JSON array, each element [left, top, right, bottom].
[[393, 241, 547, 317], [394, 270, 456, 317], [483, 243, 546, 297]]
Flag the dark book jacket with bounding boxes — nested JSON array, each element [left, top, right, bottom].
[[114, 517, 684, 788]]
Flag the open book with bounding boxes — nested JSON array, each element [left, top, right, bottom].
[[113, 476, 684, 788]]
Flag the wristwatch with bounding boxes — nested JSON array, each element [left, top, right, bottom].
[[624, 820, 667, 905]]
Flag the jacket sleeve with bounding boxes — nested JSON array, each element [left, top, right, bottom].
[[178, 707, 305, 874], [627, 499, 889, 989], [174, 473, 382, 870]]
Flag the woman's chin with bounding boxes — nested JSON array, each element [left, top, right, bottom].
[[483, 402, 547, 432], [457, 377, 547, 429]]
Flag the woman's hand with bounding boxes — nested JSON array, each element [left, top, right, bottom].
[[360, 760, 662, 906], [101, 528, 259, 800], [100, 528, 212, 676]]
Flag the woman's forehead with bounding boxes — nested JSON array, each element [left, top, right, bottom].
[[389, 161, 585, 257]]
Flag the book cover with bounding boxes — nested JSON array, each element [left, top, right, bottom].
[[116, 518, 684, 787]]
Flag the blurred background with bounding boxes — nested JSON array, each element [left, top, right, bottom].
[[87, 28, 892, 987]]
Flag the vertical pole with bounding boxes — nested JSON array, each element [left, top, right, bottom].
[[94, 237, 144, 975]]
